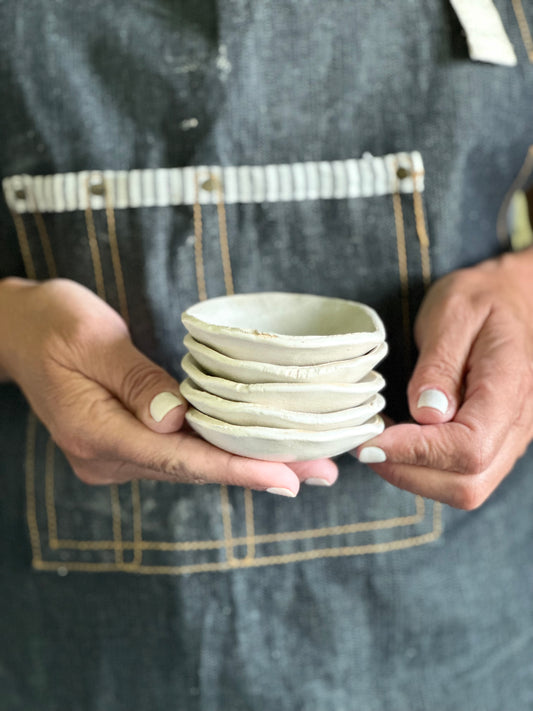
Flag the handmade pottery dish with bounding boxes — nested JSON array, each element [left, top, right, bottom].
[[180, 378, 386, 430], [181, 354, 386, 412], [183, 334, 388, 384], [185, 409, 385, 461], [182, 292, 386, 365]]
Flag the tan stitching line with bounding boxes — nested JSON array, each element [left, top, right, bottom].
[[408, 157, 431, 291], [25, 412, 42, 563], [392, 190, 412, 368], [47, 499, 425, 550], [110, 485, 124, 564], [45, 438, 59, 548], [216, 181, 235, 295], [243, 490, 256, 559], [193, 173, 208, 302], [496, 146, 533, 246], [103, 181, 142, 565], [32, 210, 58, 279], [194, 171, 236, 563], [11, 211, 36, 280], [84, 200, 106, 301], [31, 502, 442, 575], [84, 188, 125, 563], [409, 158, 444, 547], [104, 184, 130, 325], [213, 172, 255, 559], [512, 0, 533, 62], [131, 480, 143, 565]]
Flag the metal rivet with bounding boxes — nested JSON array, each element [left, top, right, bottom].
[[89, 178, 105, 195], [15, 188, 26, 200], [201, 176, 219, 192], [396, 167, 410, 180]]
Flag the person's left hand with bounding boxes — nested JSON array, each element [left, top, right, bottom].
[[353, 248, 533, 510]]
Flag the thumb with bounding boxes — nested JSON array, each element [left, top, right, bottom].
[[105, 338, 187, 434], [408, 298, 482, 425]]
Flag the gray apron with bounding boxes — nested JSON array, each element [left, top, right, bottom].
[[1, 2, 532, 709]]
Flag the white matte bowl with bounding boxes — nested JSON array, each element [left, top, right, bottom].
[[182, 292, 386, 366], [182, 354, 385, 413], [184, 334, 388, 384], [185, 409, 385, 461], [180, 378, 386, 430]]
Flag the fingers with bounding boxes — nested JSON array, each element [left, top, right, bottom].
[[103, 338, 188, 434], [64, 395, 301, 493], [408, 283, 490, 425], [290, 458, 339, 487], [361, 438, 521, 510]]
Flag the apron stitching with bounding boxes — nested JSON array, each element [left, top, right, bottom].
[[25, 413, 43, 565], [83, 188, 106, 301], [214, 172, 256, 561], [84, 180, 124, 564], [193, 172, 208, 301], [44, 438, 59, 549], [194, 169, 236, 565], [103, 177, 143, 566], [31, 497, 425, 551], [392, 189, 412, 372], [511, 0, 533, 61], [10, 211, 36, 280], [30, 505, 443, 576]]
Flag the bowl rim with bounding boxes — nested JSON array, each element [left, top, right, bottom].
[[181, 292, 386, 348], [181, 353, 386, 394], [180, 378, 386, 424], [185, 408, 385, 443], [183, 333, 388, 376]]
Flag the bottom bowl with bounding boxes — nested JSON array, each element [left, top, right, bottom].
[[185, 409, 385, 461]]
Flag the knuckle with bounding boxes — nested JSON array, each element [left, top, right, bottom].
[[54, 430, 96, 461], [412, 359, 457, 386], [121, 360, 165, 404], [460, 431, 494, 475], [70, 462, 101, 486], [451, 478, 487, 511]]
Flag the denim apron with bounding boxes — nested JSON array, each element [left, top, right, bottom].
[[1, 2, 533, 709]]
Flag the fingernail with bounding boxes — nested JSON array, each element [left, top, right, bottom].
[[149, 392, 186, 422], [304, 478, 332, 487], [417, 389, 448, 414], [266, 487, 297, 498], [358, 446, 387, 464]]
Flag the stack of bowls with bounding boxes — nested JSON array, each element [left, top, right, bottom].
[[180, 292, 388, 462]]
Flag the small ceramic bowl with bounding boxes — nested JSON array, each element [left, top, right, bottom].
[[182, 292, 386, 366], [184, 334, 388, 384], [180, 378, 386, 430], [185, 409, 385, 461], [181, 354, 385, 412]]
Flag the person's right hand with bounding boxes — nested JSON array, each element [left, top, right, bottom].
[[0, 278, 338, 496]]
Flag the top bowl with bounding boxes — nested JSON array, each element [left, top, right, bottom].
[[181, 292, 386, 366]]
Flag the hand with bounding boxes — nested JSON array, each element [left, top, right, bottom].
[[354, 249, 533, 509], [0, 278, 338, 495]]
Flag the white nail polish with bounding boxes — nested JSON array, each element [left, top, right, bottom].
[[149, 392, 185, 422], [358, 446, 387, 464], [266, 487, 297, 498], [304, 478, 332, 487], [417, 389, 448, 414]]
